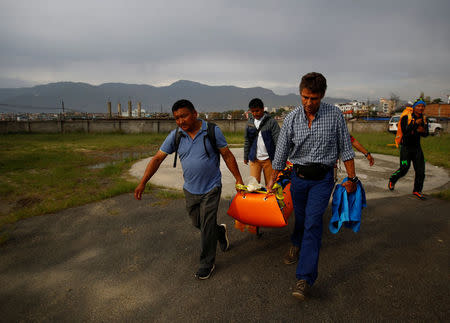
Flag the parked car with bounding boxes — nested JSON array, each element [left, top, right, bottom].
[[388, 115, 443, 135], [388, 115, 401, 133], [427, 117, 443, 136]]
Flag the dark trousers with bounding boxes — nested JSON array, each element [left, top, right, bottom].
[[390, 145, 425, 192], [183, 186, 222, 269], [290, 169, 334, 286]]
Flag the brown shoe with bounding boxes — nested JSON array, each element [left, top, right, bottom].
[[292, 279, 309, 301], [283, 245, 300, 265]]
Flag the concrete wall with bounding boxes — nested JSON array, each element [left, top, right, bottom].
[[347, 121, 389, 133], [0, 121, 30, 133], [1, 118, 448, 134], [89, 120, 123, 133]]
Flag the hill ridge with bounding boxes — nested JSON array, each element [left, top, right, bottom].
[[0, 80, 348, 113]]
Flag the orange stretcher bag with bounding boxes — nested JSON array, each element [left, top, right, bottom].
[[227, 184, 294, 227]]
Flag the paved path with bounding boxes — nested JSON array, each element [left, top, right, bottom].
[[0, 192, 448, 321], [130, 148, 449, 199], [0, 150, 449, 321]]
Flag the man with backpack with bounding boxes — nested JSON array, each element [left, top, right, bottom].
[[134, 99, 244, 279], [389, 98, 429, 200]]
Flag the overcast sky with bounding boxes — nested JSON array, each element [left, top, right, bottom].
[[1, 0, 449, 101]]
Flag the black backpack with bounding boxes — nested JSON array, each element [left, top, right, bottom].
[[173, 122, 219, 168]]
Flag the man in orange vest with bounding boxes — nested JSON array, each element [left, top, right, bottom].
[[388, 98, 428, 199]]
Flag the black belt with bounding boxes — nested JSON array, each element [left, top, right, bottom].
[[293, 163, 331, 181]]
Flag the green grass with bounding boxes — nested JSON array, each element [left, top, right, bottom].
[[154, 189, 185, 200], [0, 133, 167, 238], [431, 188, 450, 200], [223, 131, 245, 145]]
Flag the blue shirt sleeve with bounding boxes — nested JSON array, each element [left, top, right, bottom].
[[214, 126, 228, 149], [160, 129, 177, 154]]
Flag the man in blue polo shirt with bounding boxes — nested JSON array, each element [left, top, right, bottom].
[[134, 99, 243, 280]]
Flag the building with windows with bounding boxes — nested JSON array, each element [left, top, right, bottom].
[[379, 98, 396, 114], [335, 100, 365, 118]]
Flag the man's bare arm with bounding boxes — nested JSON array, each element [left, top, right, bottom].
[[134, 150, 168, 200], [342, 158, 357, 193], [219, 147, 244, 188], [352, 138, 374, 166]]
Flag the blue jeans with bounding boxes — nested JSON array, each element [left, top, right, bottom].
[[290, 169, 334, 286]]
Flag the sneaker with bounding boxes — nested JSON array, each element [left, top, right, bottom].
[[195, 264, 215, 280], [388, 180, 395, 191], [283, 245, 300, 265], [292, 279, 309, 301], [413, 191, 426, 200], [218, 224, 230, 252]]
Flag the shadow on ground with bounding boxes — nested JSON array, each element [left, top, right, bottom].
[[0, 190, 449, 322]]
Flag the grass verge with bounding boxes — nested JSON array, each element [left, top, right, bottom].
[[431, 189, 450, 200], [0, 133, 168, 241]]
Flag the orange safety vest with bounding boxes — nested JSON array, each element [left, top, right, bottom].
[[394, 107, 427, 148]]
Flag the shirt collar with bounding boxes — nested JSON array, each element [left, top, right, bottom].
[[300, 102, 324, 121], [178, 119, 205, 137], [255, 114, 266, 123]]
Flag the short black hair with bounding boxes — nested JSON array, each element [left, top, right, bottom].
[[248, 98, 264, 110], [299, 72, 327, 96], [172, 99, 196, 113]]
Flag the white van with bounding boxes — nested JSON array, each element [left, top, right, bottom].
[[388, 115, 401, 133], [427, 118, 443, 136], [388, 114, 443, 135]]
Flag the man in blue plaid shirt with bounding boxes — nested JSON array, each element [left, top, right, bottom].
[[266, 72, 358, 301]]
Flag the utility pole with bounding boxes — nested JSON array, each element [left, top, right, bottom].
[[128, 99, 132, 118], [107, 101, 112, 118], [61, 100, 65, 120]]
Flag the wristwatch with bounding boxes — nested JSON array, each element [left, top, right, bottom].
[[364, 152, 371, 157], [349, 176, 359, 183]]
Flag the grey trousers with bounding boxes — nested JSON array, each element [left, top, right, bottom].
[[183, 186, 222, 268]]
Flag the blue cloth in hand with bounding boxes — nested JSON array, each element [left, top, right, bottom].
[[329, 178, 366, 234]]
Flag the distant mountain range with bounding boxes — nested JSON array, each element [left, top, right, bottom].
[[0, 80, 349, 113]]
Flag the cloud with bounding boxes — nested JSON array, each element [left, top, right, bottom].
[[1, 0, 449, 100]]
